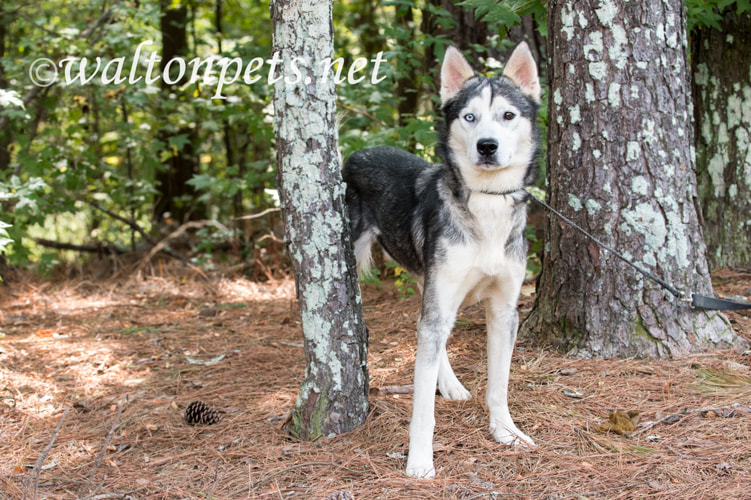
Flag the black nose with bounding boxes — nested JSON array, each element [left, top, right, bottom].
[[477, 138, 498, 157]]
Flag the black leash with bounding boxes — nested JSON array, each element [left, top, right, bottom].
[[518, 190, 751, 311]]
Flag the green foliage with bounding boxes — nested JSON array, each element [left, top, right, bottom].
[[0, 0, 277, 269], [525, 223, 542, 279], [0, 220, 12, 255], [336, 0, 525, 164], [0, 175, 50, 260], [0, 0, 550, 279], [336, 0, 449, 162], [458, 0, 547, 36], [359, 266, 383, 287], [385, 261, 417, 298], [686, 0, 751, 31], [458, 0, 522, 26], [525, 186, 546, 279]]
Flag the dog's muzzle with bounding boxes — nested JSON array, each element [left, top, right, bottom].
[[476, 138, 499, 167]]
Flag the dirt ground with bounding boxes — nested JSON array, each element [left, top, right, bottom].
[[1, 266, 750, 499]]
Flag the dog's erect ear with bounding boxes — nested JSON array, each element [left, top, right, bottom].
[[502, 42, 541, 103], [440, 46, 475, 104]]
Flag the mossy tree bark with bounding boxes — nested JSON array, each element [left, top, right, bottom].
[[271, 0, 369, 439], [691, 11, 751, 270], [521, 0, 745, 357]]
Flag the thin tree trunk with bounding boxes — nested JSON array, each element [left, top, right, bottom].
[[0, 11, 12, 172], [271, 0, 369, 439], [423, 0, 493, 64], [395, 4, 420, 127], [691, 11, 751, 270], [154, 1, 200, 223], [215, 0, 244, 233], [352, 0, 382, 58], [505, 15, 546, 71], [522, 0, 744, 357]]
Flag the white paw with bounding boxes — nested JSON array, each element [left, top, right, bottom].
[[405, 461, 436, 479], [491, 421, 535, 448], [438, 378, 472, 401]]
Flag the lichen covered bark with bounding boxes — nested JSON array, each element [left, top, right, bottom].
[[691, 11, 751, 270], [271, 0, 369, 439], [522, 0, 745, 357]]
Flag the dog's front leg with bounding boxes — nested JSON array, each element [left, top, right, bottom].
[[485, 295, 534, 447], [406, 303, 455, 478]]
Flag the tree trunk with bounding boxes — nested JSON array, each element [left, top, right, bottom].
[[351, 0, 382, 57], [422, 0, 493, 66], [214, 0, 245, 230], [521, 0, 743, 357], [394, 4, 419, 126], [271, 0, 369, 439], [154, 1, 200, 223], [691, 11, 751, 270], [0, 11, 11, 172], [505, 15, 546, 71]]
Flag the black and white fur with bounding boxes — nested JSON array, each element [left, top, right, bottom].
[[343, 43, 541, 478]]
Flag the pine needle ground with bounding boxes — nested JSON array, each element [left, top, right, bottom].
[[1, 267, 750, 499]]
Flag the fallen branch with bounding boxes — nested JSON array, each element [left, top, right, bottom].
[[35, 238, 127, 255], [665, 445, 712, 462], [80, 395, 128, 497], [628, 405, 742, 438], [376, 385, 414, 396], [256, 233, 285, 245], [235, 207, 281, 221], [138, 219, 229, 270], [87, 201, 155, 245], [336, 101, 389, 127], [82, 494, 138, 500], [24, 405, 70, 500], [87, 201, 188, 263]]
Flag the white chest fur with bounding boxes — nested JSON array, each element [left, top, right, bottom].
[[466, 193, 520, 274], [439, 193, 527, 307]]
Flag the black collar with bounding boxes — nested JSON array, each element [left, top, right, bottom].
[[472, 188, 525, 197]]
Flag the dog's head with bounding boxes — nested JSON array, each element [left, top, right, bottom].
[[438, 43, 540, 191]]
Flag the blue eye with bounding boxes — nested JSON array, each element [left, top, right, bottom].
[[464, 113, 475, 123]]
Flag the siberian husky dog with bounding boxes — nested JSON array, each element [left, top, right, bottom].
[[342, 42, 541, 478]]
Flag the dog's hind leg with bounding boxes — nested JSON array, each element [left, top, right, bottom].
[[437, 350, 471, 400], [485, 289, 535, 448], [353, 228, 377, 276]]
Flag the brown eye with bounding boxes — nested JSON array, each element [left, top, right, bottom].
[[503, 111, 516, 120]]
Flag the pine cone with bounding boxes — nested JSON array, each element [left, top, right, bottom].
[[185, 400, 221, 425]]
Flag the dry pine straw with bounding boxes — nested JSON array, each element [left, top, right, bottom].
[[0, 270, 750, 499]]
